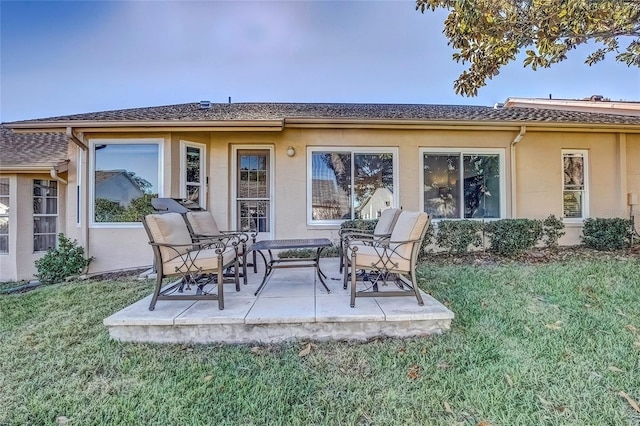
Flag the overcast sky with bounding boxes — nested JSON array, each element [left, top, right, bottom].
[[1, 0, 639, 123]]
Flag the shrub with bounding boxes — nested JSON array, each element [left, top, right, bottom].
[[278, 245, 340, 259], [541, 214, 566, 248], [35, 234, 93, 285], [485, 219, 542, 257], [434, 220, 483, 254], [582, 218, 632, 251], [340, 219, 378, 233], [418, 222, 436, 261]]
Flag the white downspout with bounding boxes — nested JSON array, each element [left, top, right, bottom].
[[510, 126, 527, 218]]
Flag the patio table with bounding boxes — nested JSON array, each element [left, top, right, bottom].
[[250, 238, 332, 296]]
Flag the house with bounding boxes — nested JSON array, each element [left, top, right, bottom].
[[1, 101, 639, 282]]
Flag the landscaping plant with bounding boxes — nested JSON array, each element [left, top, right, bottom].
[[582, 218, 633, 251], [435, 220, 483, 255], [34, 234, 93, 285], [484, 218, 543, 257]]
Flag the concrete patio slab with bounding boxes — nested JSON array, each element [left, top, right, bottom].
[[103, 258, 454, 344]]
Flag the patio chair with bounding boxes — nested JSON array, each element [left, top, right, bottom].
[[184, 210, 257, 285], [343, 210, 430, 308], [142, 212, 241, 311], [338, 208, 401, 273]]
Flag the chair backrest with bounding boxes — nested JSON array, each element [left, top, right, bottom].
[[143, 213, 193, 261], [389, 211, 430, 260], [185, 211, 221, 236], [373, 208, 401, 236]]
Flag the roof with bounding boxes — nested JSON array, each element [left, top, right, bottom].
[[503, 97, 640, 117], [0, 125, 68, 170], [6, 102, 640, 128]]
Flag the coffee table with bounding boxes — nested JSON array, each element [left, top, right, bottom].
[[250, 238, 333, 296]]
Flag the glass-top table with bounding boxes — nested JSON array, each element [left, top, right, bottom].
[[250, 238, 333, 296]]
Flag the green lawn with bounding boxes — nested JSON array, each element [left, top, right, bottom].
[[1, 260, 639, 425]]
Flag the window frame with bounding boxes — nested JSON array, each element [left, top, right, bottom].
[[419, 147, 507, 221], [306, 147, 399, 226], [0, 177, 9, 254], [33, 179, 58, 253], [89, 138, 164, 228], [179, 140, 207, 208], [561, 149, 589, 222]]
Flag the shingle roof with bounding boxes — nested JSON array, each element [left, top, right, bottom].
[[8, 102, 640, 126], [0, 125, 68, 168]]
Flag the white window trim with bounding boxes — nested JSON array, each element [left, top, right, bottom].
[[0, 177, 10, 255], [89, 138, 164, 228], [561, 149, 589, 223], [33, 179, 58, 253], [76, 149, 83, 227], [179, 141, 207, 208], [306, 147, 399, 226], [419, 147, 507, 221], [230, 145, 275, 238]]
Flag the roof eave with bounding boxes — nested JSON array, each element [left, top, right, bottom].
[[0, 161, 68, 173], [4, 118, 640, 133], [4, 120, 285, 132]]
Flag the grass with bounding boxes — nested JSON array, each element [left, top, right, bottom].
[[1, 259, 639, 425]]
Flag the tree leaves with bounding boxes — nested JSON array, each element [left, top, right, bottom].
[[416, 0, 640, 96]]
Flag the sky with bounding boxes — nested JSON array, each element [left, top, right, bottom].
[[1, 0, 639, 123]]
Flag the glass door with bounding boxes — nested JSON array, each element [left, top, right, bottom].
[[236, 149, 271, 236]]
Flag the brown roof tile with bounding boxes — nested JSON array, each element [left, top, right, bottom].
[[7, 102, 640, 126], [0, 125, 68, 168]]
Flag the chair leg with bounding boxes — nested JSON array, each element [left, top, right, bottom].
[[217, 265, 225, 310], [242, 253, 248, 285], [235, 259, 241, 292], [149, 272, 163, 311], [411, 269, 424, 306], [350, 251, 357, 308], [339, 240, 344, 273]]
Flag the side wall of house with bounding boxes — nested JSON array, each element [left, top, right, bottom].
[[0, 173, 67, 282], [628, 134, 640, 223]]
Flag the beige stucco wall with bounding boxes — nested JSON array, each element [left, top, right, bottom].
[[0, 173, 67, 282], [4, 126, 639, 281]]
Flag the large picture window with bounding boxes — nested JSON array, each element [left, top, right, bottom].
[[92, 141, 161, 224], [0, 178, 9, 254], [308, 148, 397, 223], [562, 150, 589, 219], [422, 149, 505, 219], [33, 179, 57, 252]]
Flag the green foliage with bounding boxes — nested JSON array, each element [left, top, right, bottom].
[[484, 218, 543, 257], [582, 218, 632, 251], [94, 193, 156, 223], [541, 214, 566, 249], [418, 222, 436, 261], [416, 0, 640, 96], [278, 245, 340, 259], [35, 234, 93, 285], [435, 220, 483, 254], [340, 219, 378, 233]]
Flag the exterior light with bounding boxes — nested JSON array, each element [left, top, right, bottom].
[[286, 146, 295, 157]]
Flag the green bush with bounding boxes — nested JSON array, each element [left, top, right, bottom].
[[541, 214, 566, 248], [340, 219, 378, 233], [435, 220, 483, 254], [35, 234, 93, 285], [278, 245, 340, 259], [582, 218, 632, 251], [485, 219, 543, 257]]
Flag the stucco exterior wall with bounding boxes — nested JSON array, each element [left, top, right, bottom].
[[3, 126, 638, 281], [0, 173, 67, 282]]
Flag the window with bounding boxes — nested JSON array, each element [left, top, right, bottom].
[[0, 178, 9, 254], [33, 179, 57, 252], [181, 142, 206, 207], [91, 140, 161, 224], [422, 149, 505, 219], [308, 148, 397, 224], [562, 150, 589, 219]]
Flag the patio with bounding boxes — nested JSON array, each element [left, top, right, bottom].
[[104, 258, 454, 344]]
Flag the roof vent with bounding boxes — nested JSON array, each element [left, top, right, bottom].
[[493, 102, 504, 109], [199, 100, 211, 109], [590, 95, 604, 102]]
